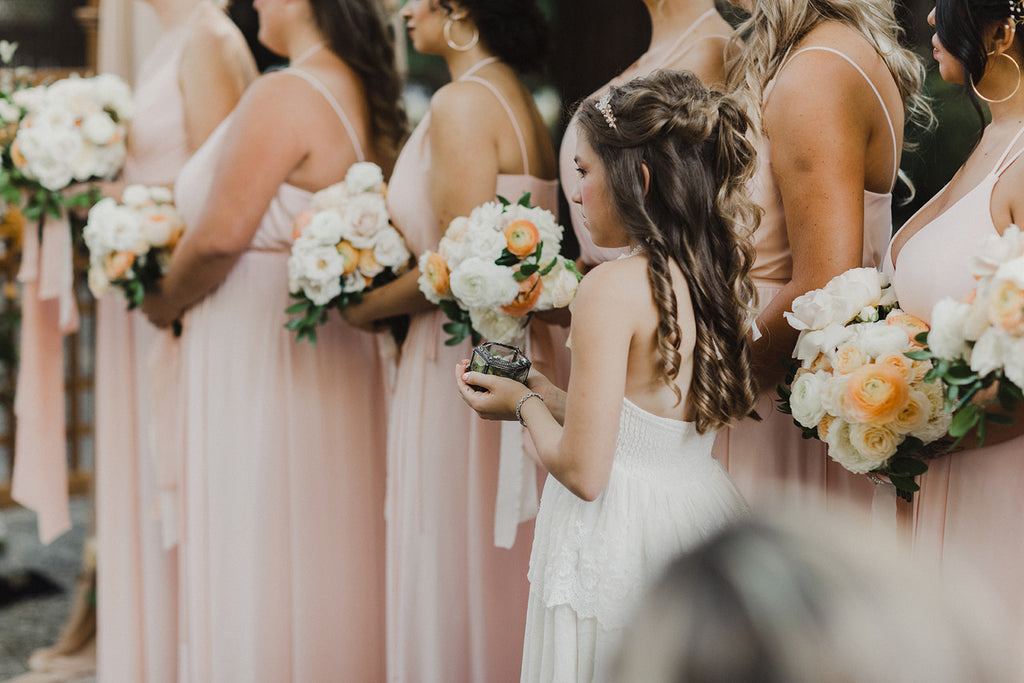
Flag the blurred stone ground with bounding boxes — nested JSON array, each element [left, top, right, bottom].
[[0, 497, 95, 683]]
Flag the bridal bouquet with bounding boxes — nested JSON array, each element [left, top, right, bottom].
[[285, 162, 411, 344], [417, 193, 581, 346], [905, 225, 1024, 447], [2, 59, 132, 218], [777, 268, 952, 499], [84, 185, 184, 320]]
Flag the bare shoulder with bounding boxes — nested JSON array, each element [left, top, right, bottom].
[[184, 7, 250, 60], [575, 257, 649, 316], [772, 21, 882, 101], [430, 81, 499, 122]]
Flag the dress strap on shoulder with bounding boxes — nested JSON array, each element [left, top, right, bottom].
[[461, 76, 530, 177], [786, 46, 899, 190], [994, 124, 1024, 176], [279, 68, 366, 162]]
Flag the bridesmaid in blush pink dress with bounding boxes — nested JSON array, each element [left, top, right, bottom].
[[93, 2, 254, 681], [340, 1, 559, 679], [886, 0, 1024, 652], [140, 0, 405, 679], [559, 0, 734, 270], [714, 0, 930, 510]]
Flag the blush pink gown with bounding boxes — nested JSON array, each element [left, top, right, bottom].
[[385, 64, 560, 682], [712, 47, 898, 510], [885, 124, 1024, 651], [94, 13, 196, 682], [170, 69, 386, 682]]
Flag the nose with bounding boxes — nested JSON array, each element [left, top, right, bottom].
[[927, 8, 935, 27], [570, 181, 581, 206], [400, 1, 412, 20]]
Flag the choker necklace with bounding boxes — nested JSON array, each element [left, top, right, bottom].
[[291, 41, 326, 67], [626, 243, 645, 258]]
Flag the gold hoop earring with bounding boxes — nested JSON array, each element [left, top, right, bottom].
[[971, 52, 1022, 103], [444, 18, 479, 51]]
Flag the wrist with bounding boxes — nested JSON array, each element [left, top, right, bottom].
[[516, 391, 544, 427]]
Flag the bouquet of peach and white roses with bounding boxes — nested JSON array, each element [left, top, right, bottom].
[[285, 162, 411, 344], [417, 193, 581, 346], [906, 225, 1024, 447], [777, 268, 952, 499], [84, 185, 184, 331], [2, 54, 132, 219]]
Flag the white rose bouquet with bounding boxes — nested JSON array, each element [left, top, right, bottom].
[[2, 63, 132, 219], [417, 193, 581, 346], [285, 162, 411, 344], [906, 225, 1024, 448], [84, 184, 184, 334], [777, 268, 952, 500]]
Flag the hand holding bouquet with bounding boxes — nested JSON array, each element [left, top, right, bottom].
[[907, 225, 1024, 446], [286, 162, 411, 344], [778, 268, 952, 499], [417, 193, 581, 346], [84, 184, 184, 333]]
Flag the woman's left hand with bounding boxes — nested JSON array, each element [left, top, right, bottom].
[[142, 290, 182, 329], [455, 359, 534, 421], [339, 298, 380, 333]]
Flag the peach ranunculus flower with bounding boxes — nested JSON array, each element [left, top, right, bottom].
[[886, 312, 930, 346], [874, 350, 916, 382], [292, 209, 314, 242], [422, 251, 450, 298], [891, 388, 930, 434], [817, 413, 837, 441], [841, 363, 910, 425], [504, 219, 539, 257], [831, 343, 868, 374], [103, 250, 135, 280], [500, 270, 543, 317], [357, 248, 384, 278], [336, 240, 360, 276], [986, 279, 1024, 335]]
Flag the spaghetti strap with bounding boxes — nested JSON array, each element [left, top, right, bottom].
[[461, 76, 531, 177], [280, 68, 365, 162], [787, 46, 899, 190], [994, 124, 1024, 176]]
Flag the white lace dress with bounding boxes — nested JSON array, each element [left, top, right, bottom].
[[521, 398, 749, 682]]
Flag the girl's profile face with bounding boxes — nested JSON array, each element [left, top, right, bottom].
[[400, 0, 446, 56], [571, 134, 626, 248], [928, 7, 966, 85]]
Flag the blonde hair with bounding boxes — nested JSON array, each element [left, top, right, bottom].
[[577, 70, 760, 434], [726, 0, 933, 140]]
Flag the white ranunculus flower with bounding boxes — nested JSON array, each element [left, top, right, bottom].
[[305, 209, 346, 245], [121, 184, 150, 208], [90, 73, 134, 120], [467, 201, 505, 232], [148, 186, 173, 204], [445, 216, 469, 242], [84, 198, 119, 249], [81, 112, 118, 145], [469, 306, 526, 345], [310, 182, 350, 211], [824, 419, 864, 472], [342, 272, 366, 294], [994, 256, 1024, 290], [460, 224, 508, 262], [373, 227, 410, 269], [793, 323, 853, 366], [0, 100, 20, 123], [970, 224, 1024, 278], [138, 205, 184, 248], [449, 256, 519, 310], [289, 243, 345, 305], [0, 40, 17, 64], [786, 287, 846, 331], [537, 257, 580, 310], [1003, 335, 1024, 389], [856, 305, 879, 323], [341, 192, 388, 249], [927, 298, 971, 360], [87, 264, 111, 297], [820, 374, 850, 419], [853, 322, 909, 359], [847, 422, 902, 470], [878, 285, 898, 307], [345, 162, 385, 194], [789, 369, 829, 428], [12, 86, 47, 112], [968, 328, 1007, 380]]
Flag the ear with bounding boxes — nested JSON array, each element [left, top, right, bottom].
[[641, 162, 651, 197], [988, 20, 1017, 56], [445, 1, 469, 21]]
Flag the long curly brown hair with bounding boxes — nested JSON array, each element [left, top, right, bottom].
[[576, 70, 760, 433]]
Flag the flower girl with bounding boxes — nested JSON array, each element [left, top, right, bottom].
[[457, 69, 760, 682]]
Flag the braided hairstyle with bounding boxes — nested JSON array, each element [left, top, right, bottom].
[[309, 0, 407, 161], [576, 69, 760, 434], [935, 0, 1024, 127]]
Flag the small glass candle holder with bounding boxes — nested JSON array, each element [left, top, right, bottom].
[[470, 342, 531, 384]]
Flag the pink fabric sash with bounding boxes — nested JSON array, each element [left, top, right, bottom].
[[13, 210, 80, 544]]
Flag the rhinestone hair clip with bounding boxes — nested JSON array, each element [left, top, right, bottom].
[[1013, 0, 1024, 24], [595, 92, 617, 130]]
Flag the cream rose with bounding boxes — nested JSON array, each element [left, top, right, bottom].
[[891, 388, 930, 435], [372, 227, 410, 269], [925, 299, 972, 361], [306, 209, 346, 245], [120, 184, 150, 208], [847, 422, 902, 469], [789, 369, 829, 428], [344, 162, 385, 194]]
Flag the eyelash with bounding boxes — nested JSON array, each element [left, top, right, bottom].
[[574, 165, 585, 177]]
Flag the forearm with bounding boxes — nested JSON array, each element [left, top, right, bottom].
[[159, 236, 242, 315], [519, 397, 604, 500], [750, 281, 803, 390], [355, 266, 436, 323]]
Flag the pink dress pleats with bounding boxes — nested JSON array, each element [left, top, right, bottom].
[[169, 71, 387, 682], [94, 16, 193, 682], [385, 105, 560, 681], [885, 124, 1024, 650], [713, 47, 898, 510]]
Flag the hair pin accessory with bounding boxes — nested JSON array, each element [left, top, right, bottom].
[[1012, 0, 1024, 24], [595, 92, 617, 130]]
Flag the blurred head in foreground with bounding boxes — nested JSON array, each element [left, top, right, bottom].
[[612, 513, 1015, 683]]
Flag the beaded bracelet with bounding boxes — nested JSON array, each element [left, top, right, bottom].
[[516, 392, 543, 427]]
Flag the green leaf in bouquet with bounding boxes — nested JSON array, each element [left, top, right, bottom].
[[284, 317, 306, 331], [944, 363, 978, 385], [886, 474, 920, 499], [442, 321, 469, 346], [438, 298, 465, 322], [516, 192, 532, 207], [889, 455, 928, 476], [948, 403, 981, 438], [564, 259, 584, 281], [514, 264, 539, 281], [984, 412, 1014, 426], [998, 379, 1024, 413], [904, 349, 933, 361], [532, 241, 543, 263], [495, 249, 520, 267], [914, 331, 930, 346], [538, 258, 558, 277], [496, 195, 511, 207], [285, 301, 310, 315]]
